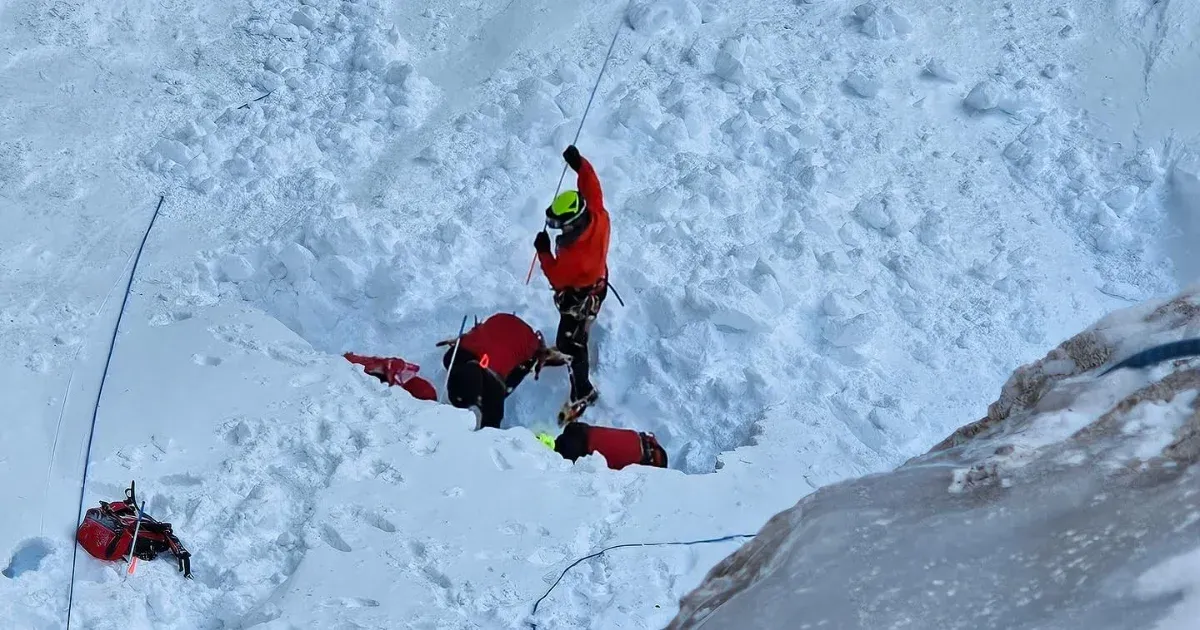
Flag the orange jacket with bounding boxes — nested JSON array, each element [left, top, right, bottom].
[[538, 157, 610, 290]]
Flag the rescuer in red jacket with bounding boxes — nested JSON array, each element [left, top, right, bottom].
[[535, 145, 611, 425], [439, 313, 568, 429], [553, 422, 668, 471]]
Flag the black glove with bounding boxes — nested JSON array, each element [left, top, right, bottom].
[[563, 145, 582, 171], [534, 230, 551, 254]]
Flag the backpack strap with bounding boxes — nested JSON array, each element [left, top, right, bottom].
[[162, 531, 192, 578]]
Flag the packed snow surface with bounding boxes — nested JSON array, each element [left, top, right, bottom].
[[0, 0, 1196, 627]]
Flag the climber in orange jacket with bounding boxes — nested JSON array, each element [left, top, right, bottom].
[[535, 145, 611, 425]]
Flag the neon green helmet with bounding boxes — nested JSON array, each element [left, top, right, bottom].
[[545, 191, 586, 230], [535, 432, 556, 449]]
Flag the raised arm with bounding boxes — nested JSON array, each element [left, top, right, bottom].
[[575, 158, 603, 213], [563, 145, 603, 213]]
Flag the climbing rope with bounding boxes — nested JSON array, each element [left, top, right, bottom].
[[525, 11, 627, 285], [527, 533, 756, 628], [1101, 338, 1200, 375], [64, 195, 165, 630]]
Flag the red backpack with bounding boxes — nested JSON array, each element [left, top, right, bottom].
[[76, 482, 192, 578]]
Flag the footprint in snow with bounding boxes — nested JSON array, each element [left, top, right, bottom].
[[408, 431, 439, 455], [191, 354, 223, 366], [321, 597, 380, 608], [161, 472, 204, 486], [289, 372, 326, 387], [526, 546, 568, 566], [500, 521, 527, 536], [490, 448, 512, 471], [357, 509, 397, 533], [320, 525, 352, 552]]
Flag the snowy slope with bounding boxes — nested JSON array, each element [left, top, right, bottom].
[[0, 0, 1195, 627], [180, 0, 1186, 476], [669, 286, 1200, 630]]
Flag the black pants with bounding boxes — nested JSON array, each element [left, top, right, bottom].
[[441, 347, 536, 429], [554, 282, 607, 401]]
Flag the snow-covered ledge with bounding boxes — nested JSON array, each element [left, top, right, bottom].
[[669, 287, 1200, 630]]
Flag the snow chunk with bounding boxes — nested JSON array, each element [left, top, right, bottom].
[[714, 37, 749, 85], [353, 30, 409, 74], [748, 89, 777, 121], [855, 4, 911, 40], [291, 7, 318, 31], [854, 193, 912, 235], [964, 80, 1004, 111], [712, 306, 768, 333], [822, 293, 861, 318], [278, 242, 316, 281], [617, 88, 663, 135], [555, 60, 586, 85], [219, 254, 255, 282], [698, 0, 723, 22], [1104, 185, 1139, 213], [776, 85, 805, 114], [845, 72, 881, 98], [856, 196, 890, 229], [383, 62, 414, 85], [313, 255, 366, 298], [626, 0, 701, 34], [884, 7, 912, 34], [861, 14, 894, 40], [271, 23, 300, 40], [149, 138, 192, 167], [823, 312, 877, 347], [853, 4, 877, 20], [923, 59, 959, 83]]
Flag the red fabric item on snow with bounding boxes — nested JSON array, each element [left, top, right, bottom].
[[584, 425, 647, 471], [457, 313, 540, 380], [77, 505, 135, 561], [344, 353, 438, 401], [401, 377, 437, 401], [537, 157, 611, 290]]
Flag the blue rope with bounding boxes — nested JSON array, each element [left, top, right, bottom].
[[65, 195, 165, 630], [528, 533, 755, 628], [1101, 338, 1200, 375]]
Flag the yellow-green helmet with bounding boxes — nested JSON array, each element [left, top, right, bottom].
[[535, 432, 557, 449], [545, 190, 587, 230]]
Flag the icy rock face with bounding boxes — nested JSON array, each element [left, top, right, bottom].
[[669, 287, 1200, 630]]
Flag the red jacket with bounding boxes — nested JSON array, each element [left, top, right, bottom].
[[458, 314, 541, 380], [538, 157, 611, 290]]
